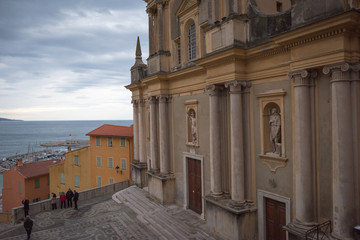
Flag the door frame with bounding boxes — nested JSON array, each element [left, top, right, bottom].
[[183, 152, 205, 219], [258, 190, 291, 240]]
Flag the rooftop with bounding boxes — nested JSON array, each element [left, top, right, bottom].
[[14, 159, 63, 179], [86, 124, 134, 137]]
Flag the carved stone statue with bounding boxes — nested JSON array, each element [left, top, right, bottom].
[[188, 110, 197, 144], [269, 108, 281, 154]]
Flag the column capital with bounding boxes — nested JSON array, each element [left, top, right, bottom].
[[288, 69, 317, 87], [138, 99, 146, 107], [224, 80, 251, 93], [323, 62, 351, 83], [148, 96, 157, 104], [131, 99, 138, 105], [206, 84, 224, 96], [156, 94, 171, 103], [350, 62, 360, 72]]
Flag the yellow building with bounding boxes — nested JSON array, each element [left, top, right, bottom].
[[49, 124, 133, 195]]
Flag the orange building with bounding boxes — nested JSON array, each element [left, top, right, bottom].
[[2, 159, 62, 212], [87, 124, 134, 187], [49, 124, 134, 194]]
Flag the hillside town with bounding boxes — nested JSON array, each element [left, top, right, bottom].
[[1, 1, 360, 240]]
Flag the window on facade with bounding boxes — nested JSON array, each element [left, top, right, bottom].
[[177, 41, 181, 65], [121, 159, 127, 170], [109, 178, 114, 184], [96, 157, 102, 167], [19, 182, 22, 194], [32, 198, 40, 203], [276, 1, 283, 12], [61, 173, 65, 184], [74, 155, 79, 166], [108, 157, 113, 168], [97, 176, 102, 187], [188, 23, 196, 60], [96, 136, 101, 146], [75, 175, 79, 188], [120, 137, 126, 147], [108, 137, 112, 147], [34, 179, 40, 189]]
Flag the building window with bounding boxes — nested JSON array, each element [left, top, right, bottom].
[[121, 159, 127, 170], [97, 176, 102, 187], [276, 1, 283, 12], [108, 157, 113, 168], [96, 157, 102, 167], [34, 179, 40, 189], [108, 137, 113, 147], [74, 155, 79, 166], [47, 175, 50, 185], [120, 137, 126, 147], [109, 178, 114, 184], [177, 41, 181, 65], [19, 182, 22, 194], [75, 175, 79, 188], [61, 173, 65, 184], [96, 136, 101, 146], [188, 23, 196, 60], [32, 198, 40, 203]]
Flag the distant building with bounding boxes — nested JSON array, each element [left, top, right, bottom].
[[126, 1, 360, 240], [2, 159, 62, 212], [49, 124, 133, 195]]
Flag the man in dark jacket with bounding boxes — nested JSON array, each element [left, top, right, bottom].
[[66, 188, 74, 208], [23, 216, 33, 240], [73, 190, 79, 210], [22, 198, 29, 217]]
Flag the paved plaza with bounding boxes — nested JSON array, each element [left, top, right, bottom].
[[0, 186, 218, 240]]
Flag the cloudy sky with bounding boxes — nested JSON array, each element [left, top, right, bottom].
[[0, 0, 148, 121]]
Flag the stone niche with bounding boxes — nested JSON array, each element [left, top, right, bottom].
[[257, 89, 288, 172], [185, 99, 199, 147]]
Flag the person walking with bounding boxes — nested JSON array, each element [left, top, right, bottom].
[[23, 216, 33, 240], [51, 192, 57, 210], [22, 198, 29, 217], [66, 188, 73, 208], [60, 192, 66, 209], [73, 190, 79, 210]]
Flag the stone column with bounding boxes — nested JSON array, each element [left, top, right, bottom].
[[323, 63, 355, 239], [288, 70, 315, 223], [206, 85, 223, 196], [157, 94, 170, 174], [225, 80, 245, 202], [149, 96, 159, 171], [138, 99, 147, 164], [157, 2, 163, 52], [132, 100, 139, 162]]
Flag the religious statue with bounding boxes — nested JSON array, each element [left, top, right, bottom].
[[188, 110, 197, 144], [269, 108, 281, 154]]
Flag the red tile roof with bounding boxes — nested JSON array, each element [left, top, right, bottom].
[[16, 159, 63, 179], [86, 124, 133, 137]]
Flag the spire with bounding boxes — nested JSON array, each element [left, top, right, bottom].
[[136, 36, 142, 58]]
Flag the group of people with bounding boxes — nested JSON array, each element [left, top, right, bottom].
[[51, 188, 79, 210], [22, 189, 79, 239]]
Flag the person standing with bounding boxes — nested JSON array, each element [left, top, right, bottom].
[[60, 192, 66, 209], [23, 216, 33, 240], [73, 190, 79, 210], [66, 188, 73, 208], [51, 193, 57, 210], [22, 198, 29, 217]]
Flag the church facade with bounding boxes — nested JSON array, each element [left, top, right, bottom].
[[126, 0, 360, 239]]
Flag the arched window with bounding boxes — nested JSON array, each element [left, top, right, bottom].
[[188, 23, 196, 60]]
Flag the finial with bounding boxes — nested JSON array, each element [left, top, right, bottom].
[[136, 36, 142, 58]]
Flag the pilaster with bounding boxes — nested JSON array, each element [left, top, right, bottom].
[[149, 96, 159, 171], [131, 100, 139, 162], [157, 94, 171, 174]]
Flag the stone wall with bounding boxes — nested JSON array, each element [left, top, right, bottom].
[[11, 180, 129, 224]]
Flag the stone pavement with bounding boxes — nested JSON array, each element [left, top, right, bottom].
[[0, 186, 218, 240]]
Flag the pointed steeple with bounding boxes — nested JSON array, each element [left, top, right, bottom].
[[130, 36, 147, 84]]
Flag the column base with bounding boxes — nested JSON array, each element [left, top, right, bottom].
[[147, 171, 175, 204], [205, 195, 257, 240], [131, 161, 148, 188]]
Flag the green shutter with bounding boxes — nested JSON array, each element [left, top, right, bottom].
[[34, 179, 40, 188], [121, 159, 126, 170], [19, 182, 22, 194]]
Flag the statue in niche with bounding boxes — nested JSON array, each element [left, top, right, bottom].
[[188, 110, 197, 144], [269, 108, 281, 155]]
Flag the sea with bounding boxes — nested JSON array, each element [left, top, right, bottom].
[[0, 120, 133, 195]]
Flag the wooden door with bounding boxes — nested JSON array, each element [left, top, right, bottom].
[[188, 158, 202, 214], [266, 198, 286, 240]]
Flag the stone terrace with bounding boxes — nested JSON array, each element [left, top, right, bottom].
[[0, 186, 218, 240]]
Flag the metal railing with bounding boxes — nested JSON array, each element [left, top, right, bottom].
[[305, 220, 332, 240]]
